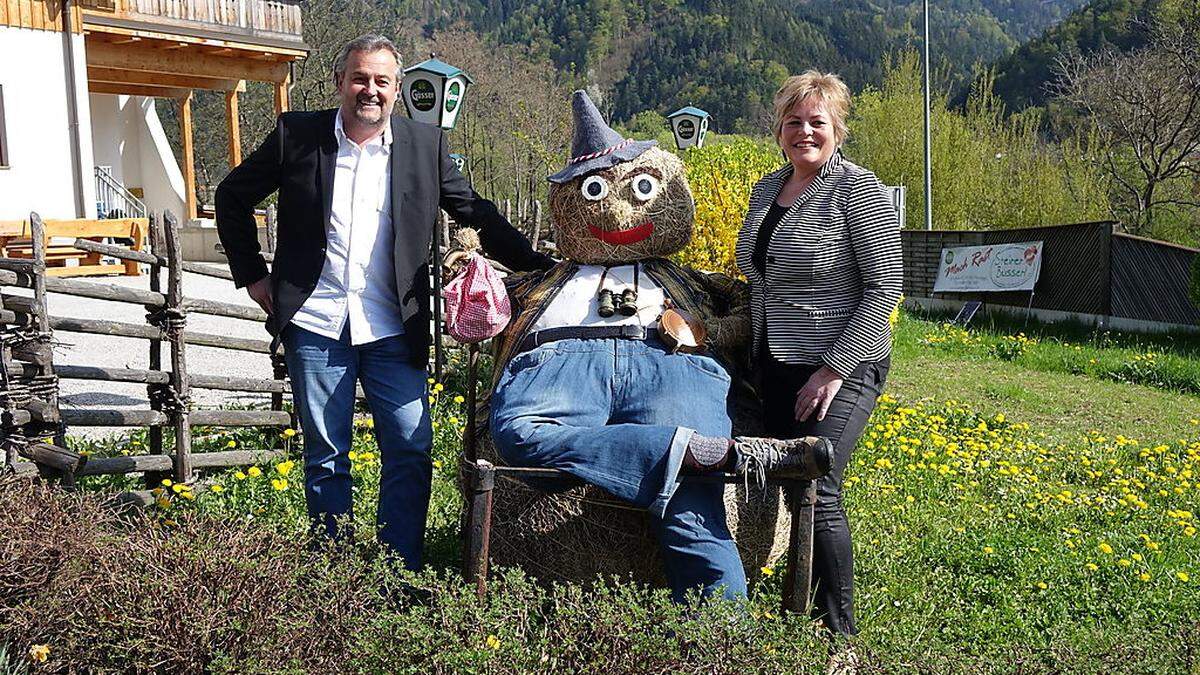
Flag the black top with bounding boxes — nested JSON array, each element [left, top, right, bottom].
[[750, 200, 790, 277]]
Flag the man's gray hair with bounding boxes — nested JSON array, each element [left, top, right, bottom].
[[333, 34, 403, 82]]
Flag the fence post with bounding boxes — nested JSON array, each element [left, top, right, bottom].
[[266, 204, 277, 256], [164, 211, 192, 482], [28, 213, 67, 459], [781, 481, 818, 615], [145, 213, 168, 488], [531, 200, 542, 250]]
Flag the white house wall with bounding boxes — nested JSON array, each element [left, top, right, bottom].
[[0, 25, 95, 220], [89, 93, 186, 220]]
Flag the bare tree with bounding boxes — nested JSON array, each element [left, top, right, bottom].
[[1054, 12, 1200, 235]]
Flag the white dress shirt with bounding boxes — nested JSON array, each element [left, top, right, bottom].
[[290, 111, 406, 345], [532, 264, 666, 331]]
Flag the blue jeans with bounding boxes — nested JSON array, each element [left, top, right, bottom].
[[490, 336, 747, 602], [283, 324, 432, 569]]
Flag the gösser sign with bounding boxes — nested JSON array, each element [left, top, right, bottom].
[[933, 241, 1043, 293]]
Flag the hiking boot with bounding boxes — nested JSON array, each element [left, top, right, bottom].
[[731, 435, 834, 488]]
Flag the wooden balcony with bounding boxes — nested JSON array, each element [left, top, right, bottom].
[[79, 0, 303, 48]]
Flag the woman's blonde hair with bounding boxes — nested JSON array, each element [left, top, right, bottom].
[[771, 70, 851, 145]]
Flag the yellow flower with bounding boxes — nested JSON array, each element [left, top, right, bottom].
[[155, 497, 171, 509], [760, 566, 775, 577], [180, 490, 195, 501], [449, 416, 459, 426], [454, 395, 465, 404], [1085, 563, 1099, 572], [1098, 542, 1114, 555], [172, 483, 185, 494], [282, 428, 297, 438], [234, 471, 247, 481], [983, 546, 994, 554], [433, 460, 443, 470], [1118, 559, 1131, 567], [1140, 572, 1151, 582], [161, 478, 173, 487], [272, 478, 289, 491], [427, 377, 436, 385], [434, 383, 445, 393], [28, 644, 50, 663], [276, 460, 295, 476], [1036, 582, 1048, 590], [486, 634, 500, 650], [226, 440, 237, 449], [210, 484, 225, 493], [349, 451, 359, 461], [1177, 571, 1190, 583], [366, 418, 375, 429], [247, 466, 262, 478]]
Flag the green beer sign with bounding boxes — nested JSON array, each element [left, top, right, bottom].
[[676, 118, 696, 140], [445, 81, 462, 114], [410, 79, 436, 113]]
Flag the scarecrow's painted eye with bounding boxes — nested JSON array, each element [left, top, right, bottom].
[[630, 174, 659, 201], [581, 176, 609, 201]]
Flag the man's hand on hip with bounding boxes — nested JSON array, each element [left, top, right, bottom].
[[247, 276, 273, 315]]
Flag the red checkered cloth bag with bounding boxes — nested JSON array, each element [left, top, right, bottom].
[[441, 252, 511, 343]]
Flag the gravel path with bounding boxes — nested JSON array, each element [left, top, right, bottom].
[[32, 269, 277, 439]]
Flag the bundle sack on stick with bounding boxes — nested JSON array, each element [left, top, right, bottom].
[[442, 228, 511, 343]]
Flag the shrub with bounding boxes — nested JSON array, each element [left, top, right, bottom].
[[676, 136, 781, 276]]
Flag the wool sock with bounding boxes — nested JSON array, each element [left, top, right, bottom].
[[682, 433, 735, 473]]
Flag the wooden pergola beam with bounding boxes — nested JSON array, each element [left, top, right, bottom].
[[88, 66, 246, 92], [226, 90, 242, 168], [180, 91, 197, 221], [89, 82, 193, 99], [88, 40, 290, 84], [274, 71, 290, 116]]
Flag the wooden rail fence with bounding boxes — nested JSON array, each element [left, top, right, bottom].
[[1, 210, 291, 486]]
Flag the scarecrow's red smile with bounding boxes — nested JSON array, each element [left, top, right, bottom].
[[588, 220, 654, 245]]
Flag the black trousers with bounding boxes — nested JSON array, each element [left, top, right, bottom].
[[759, 354, 890, 637]]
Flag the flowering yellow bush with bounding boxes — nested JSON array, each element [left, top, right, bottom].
[[674, 138, 781, 276]]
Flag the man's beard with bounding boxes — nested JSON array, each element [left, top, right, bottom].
[[353, 96, 389, 126]]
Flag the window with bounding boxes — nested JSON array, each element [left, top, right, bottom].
[[0, 85, 8, 168]]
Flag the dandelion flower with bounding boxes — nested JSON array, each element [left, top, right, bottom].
[[761, 566, 775, 577], [28, 644, 49, 663], [283, 428, 297, 438], [226, 440, 237, 448], [1140, 572, 1151, 582], [276, 460, 295, 476], [434, 383, 445, 393], [247, 466, 262, 478], [486, 634, 501, 650], [161, 478, 173, 487], [1036, 582, 1048, 590], [210, 484, 225, 494], [1085, 563, 1099, 571], [1098, 542, 1114, 555], [1177, 571, 1190, 583], [1118, 559, 1131, 567], [272, 478, 289, 491], [454, 395, 465, 404], [235, 471, 247, 481], [983, 546, 994, 554]]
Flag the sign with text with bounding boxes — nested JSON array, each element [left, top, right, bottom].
[[933, 241, 1043, 293]]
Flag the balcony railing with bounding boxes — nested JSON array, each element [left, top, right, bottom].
[[80, 0, 303, 41]]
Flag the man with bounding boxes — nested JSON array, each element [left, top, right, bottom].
[[215, 34, 551, 568]]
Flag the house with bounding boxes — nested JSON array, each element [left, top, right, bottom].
[[0, 0, 306, 227]]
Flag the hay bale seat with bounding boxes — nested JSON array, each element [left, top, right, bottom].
[[458, 348, 815, 611]]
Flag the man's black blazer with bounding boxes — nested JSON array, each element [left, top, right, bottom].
[[214, 109, 552, 365]]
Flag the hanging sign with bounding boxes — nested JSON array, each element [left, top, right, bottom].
[[933, 241, 1043, 292]]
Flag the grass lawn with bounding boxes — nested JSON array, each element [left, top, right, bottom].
[[5, 311, 1199, 672]]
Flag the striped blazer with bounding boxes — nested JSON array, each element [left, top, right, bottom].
[[734, 152, 903, 377]]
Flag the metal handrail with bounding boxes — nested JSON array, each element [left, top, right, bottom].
[[94, 167, 147, 219]]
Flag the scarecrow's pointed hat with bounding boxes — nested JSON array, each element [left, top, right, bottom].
[[548, 90, 657, 184]]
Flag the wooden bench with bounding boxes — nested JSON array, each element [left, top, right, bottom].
[[0, 218, 147, 277]]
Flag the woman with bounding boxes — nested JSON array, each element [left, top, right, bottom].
[[735, 71, 903, 640]]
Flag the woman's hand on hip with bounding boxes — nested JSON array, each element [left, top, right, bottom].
[[794, 365, 844, 423]]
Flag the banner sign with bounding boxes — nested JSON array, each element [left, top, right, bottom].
[[933, 241, 1043, 293]]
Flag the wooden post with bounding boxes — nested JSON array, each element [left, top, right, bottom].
[[432, 213, 444, 382], [28, 213, 65, 455], [145, 213, 166, 488], [463, 459, 495, 601], [531, 200, 542, 249], [464, 344, 479, 463], [225, 89, 242, 169], [274, 72, 290, 117], [265, 204, 277, 255], [164, 211, 192, 482], [179, 91, 197, 221], [781, 481, 819, 615]]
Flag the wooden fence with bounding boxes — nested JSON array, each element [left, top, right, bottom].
[[2, 211, 290, 485]]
